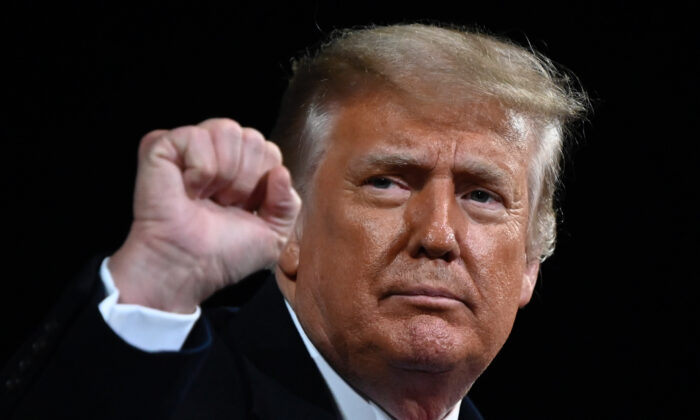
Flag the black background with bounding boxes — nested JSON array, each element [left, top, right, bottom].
[[2, 1, 698, 418]]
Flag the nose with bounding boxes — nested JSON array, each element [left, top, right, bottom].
[[407, 180, 462, 262]]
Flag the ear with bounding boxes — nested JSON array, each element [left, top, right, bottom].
[[278, 239, 299, 280], [519, 259, 540, 308], [276, 231, 300, 303]]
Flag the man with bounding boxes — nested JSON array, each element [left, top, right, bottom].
[[2, 24, 585, 419]]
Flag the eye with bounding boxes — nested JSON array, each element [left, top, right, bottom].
[[366, 177, 395, 189], [468, 190, 493, 203], [360, 176, 410, 205]]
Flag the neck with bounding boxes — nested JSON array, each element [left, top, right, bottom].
[[284, 298, 472, 420], [347, 366, 472, 420]]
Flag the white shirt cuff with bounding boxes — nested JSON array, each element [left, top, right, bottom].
[[97, 257, 201, 352]]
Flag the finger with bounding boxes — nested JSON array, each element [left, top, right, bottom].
[[197, 118, 243, 201], [262, 138, 283, 172], [225, 127, 266, 205], [258, 165, 302, 236], [137, 129, 170, 164], [167, 126, 217, 198], [243, 139, 284, 210], [140, 129, 169, 149]]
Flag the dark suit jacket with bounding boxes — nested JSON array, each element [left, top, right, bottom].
[[1, 257, 483, 419]]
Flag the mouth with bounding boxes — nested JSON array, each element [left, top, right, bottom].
[[384, 287, 467, 309]]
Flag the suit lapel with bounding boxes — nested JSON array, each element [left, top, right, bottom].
[[458, 396, 485, 420], [224, 273, 339, 419]]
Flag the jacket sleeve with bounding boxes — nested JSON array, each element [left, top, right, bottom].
[[0, 256, 214, 419]]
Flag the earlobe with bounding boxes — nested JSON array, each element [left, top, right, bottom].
[[519, 259, 540, 307], [276, 235, 300, 304], [278, 239, 300, 281]]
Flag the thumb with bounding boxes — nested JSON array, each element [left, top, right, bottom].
[[258, 166, 302, 235]]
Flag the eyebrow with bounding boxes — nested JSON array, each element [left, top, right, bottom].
[[456, 158, 513, 187], [353, 151, 513, 187], [354, 153, 428, 170]]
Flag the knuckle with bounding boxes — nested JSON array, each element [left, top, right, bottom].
[[212, 127, 243, 181], [168, 126, 212, 150], [231, 172, 256, 194], [241, 127, 265, 149], [176, 127, 215, 166], [139, 129, 166, 152], [198, 149, 217, 173], [203, 118, 243, 140], [142, 129, 167, 142], [139, 132, 172, 161], [216, 165, 235, 182], [185, 125, 210, 140], [266, 141, 283, 165]]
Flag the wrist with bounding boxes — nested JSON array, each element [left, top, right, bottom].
[[109, 231, 208, 314]]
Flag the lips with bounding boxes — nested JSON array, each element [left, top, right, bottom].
[[396, 287, 462, 300], [378, 263, 475, 310], [383, 287, 468, 308]]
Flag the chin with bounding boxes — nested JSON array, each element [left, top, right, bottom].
[[386, 314, 478, 374]]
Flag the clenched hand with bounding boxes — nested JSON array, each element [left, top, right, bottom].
[[109, 118, 301, 313]]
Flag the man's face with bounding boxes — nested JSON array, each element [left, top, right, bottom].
[[282, 89, 539, 395]]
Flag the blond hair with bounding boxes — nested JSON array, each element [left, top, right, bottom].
[[271, 23, 587, 261]]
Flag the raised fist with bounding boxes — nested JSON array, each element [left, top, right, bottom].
[[109, 118, 301, 313]]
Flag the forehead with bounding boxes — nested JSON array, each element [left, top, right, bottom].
[[324, 89, 531, 170]]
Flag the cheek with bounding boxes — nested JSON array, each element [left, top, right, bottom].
[[298, 198, 406, 315], [295, 204, 410, 359], [325, 195, 408, 274], [466, 223, 526, 329]]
